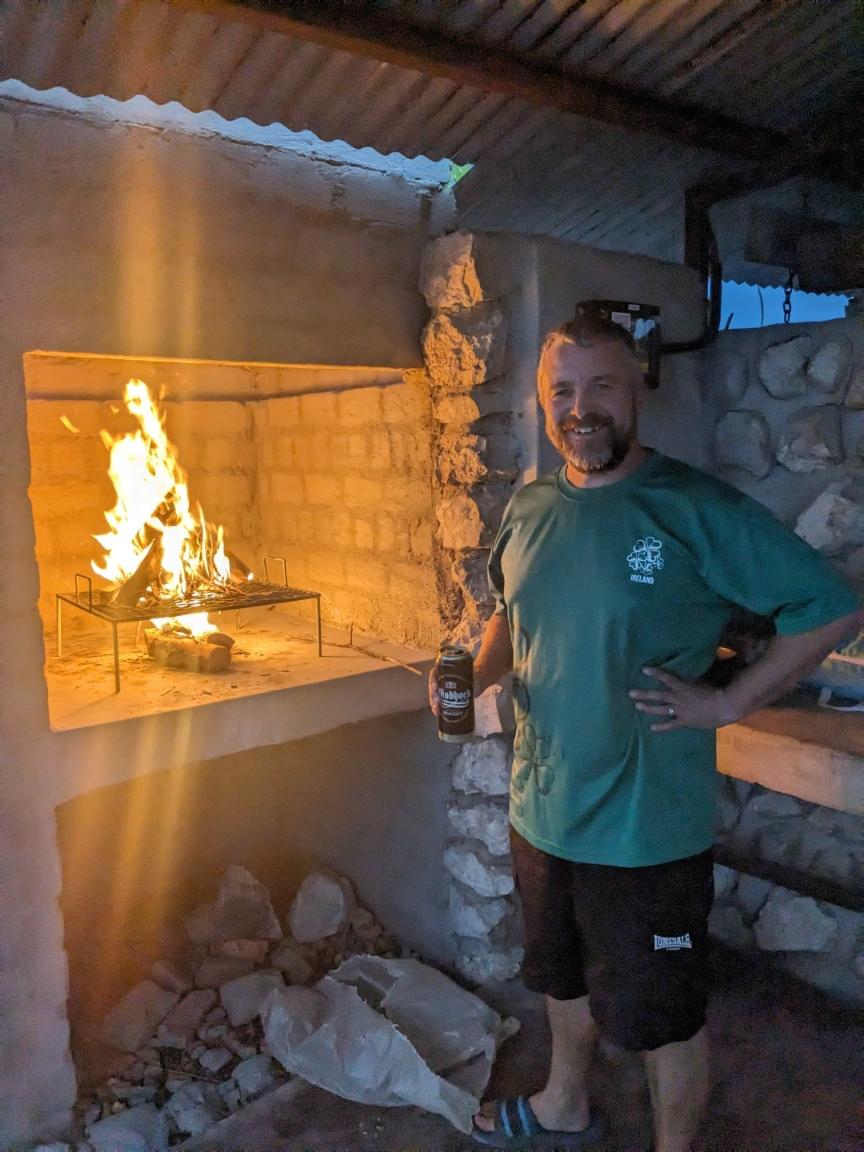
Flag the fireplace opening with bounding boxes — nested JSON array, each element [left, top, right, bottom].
[[25, 351, 438, 730]]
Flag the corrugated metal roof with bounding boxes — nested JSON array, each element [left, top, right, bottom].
[[1, 0, 858, 266]]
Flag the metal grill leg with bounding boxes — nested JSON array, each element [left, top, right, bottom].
[[316, 598, 322, 657], [56, 597, 63, 657], [112, 623, 120, 694]]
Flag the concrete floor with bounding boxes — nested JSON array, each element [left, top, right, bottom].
[[181, 945, 864, 1151]]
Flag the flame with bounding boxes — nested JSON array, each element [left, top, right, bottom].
[[93, 379, 231, 638]]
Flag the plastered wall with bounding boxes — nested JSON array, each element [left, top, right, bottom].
[[0, 93, 445, 1144]]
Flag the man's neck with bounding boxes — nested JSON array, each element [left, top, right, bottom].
[[564, 442, 652, 489]]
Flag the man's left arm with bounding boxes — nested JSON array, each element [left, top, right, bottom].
[[631, 609, 862, 732]]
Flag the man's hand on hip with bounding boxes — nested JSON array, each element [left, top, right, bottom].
[[629, 666, 735, 732]]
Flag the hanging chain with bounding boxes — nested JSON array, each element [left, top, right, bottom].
[[783, 270, 795, 325]]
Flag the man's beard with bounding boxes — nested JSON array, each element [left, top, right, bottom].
[[547, 410, 635, 474]]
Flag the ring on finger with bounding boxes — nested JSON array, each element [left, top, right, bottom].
[[666, 705, 676, 717]]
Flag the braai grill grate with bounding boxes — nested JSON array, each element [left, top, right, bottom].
[[56, 557, 322, 693]]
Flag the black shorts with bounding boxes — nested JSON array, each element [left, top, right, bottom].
[[511, 827, 714, 1052]]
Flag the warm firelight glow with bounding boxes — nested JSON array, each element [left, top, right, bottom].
[[92, 379, 231, 637]]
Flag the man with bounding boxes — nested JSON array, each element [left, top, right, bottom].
[[431, 315, 859, 1152]]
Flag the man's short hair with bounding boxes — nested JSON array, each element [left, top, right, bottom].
[[537, 315, 641, 394]]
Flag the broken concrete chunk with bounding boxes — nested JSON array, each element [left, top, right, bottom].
[[100, 982, 179, 1053], [154, 989, 217, 1049], [807, 338, 853, 396], [757, 334, 812, 398], [734, 873, 775, 923], [194, 955, 257, 989], [219, 968, 285, 1026], [753, 889, 838, 952], [422, 308, 507, 391], [149, 959, 193, 995], [233, 1053, 280, 1100], [452, 738, 511, 797], [185, 865, 282, 946], [270, 939, 314, 985], [844, 362, 864, 408], [747, 790, 804, 818], [86, 1103, 170, 1152], [197, 1046, 234, 1074], [776, 405, 843, 472], [794, 483, 864, 554], [712, 410, 773, 478], [418, 231, 483, 313], [215, 938, 272, 962], [288, 872, 356, 944], [447, 799, 510, 856], [31, 1145, 72, 1152], [443, 843, 514, 897], [449, 884, 511, 938], [712, 864, 738, 900], [163, 1082, 227, 1136]]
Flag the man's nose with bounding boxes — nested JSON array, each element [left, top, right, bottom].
[[565, 388, 591, 419]]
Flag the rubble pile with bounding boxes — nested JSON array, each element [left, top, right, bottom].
[[69, 866, 401, 1148]]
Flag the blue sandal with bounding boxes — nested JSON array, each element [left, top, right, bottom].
[[472, 1096, 606, 1149]]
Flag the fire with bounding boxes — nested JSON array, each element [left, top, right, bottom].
[[93, 379, 231, 638]]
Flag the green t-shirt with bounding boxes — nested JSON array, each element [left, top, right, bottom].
[[488, 453, 858, 867]]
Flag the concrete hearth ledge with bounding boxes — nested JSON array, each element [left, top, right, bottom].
[[718, 701, 864, 816], [39, 633, 433, 807]]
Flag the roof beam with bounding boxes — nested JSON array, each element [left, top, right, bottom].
[[174, 0, 784, 161]]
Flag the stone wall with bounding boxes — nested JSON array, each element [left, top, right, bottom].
[[418, 230, 706, 983], [712, 777, 864, 1003]]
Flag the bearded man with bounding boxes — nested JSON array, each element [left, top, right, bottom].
[[434, 314, 859, 1152]]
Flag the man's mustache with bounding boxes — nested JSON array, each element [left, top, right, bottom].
[[557, 414, 614, 433]]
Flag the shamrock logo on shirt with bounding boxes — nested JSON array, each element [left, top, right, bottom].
[[512, 720, 554, 798], [626, 536, 664, 575]]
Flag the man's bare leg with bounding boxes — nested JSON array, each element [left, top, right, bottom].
[[643, 1026, 711, 1152], [475, 994, 597, 1132]]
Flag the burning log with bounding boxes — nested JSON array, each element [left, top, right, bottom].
[[110, 540, 160, 609], [143, 626, 232, 673]]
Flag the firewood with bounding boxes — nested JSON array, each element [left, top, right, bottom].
[[203, 631, 235, 650], [143, 627, 231, 673], [111, 540, 159, 608]]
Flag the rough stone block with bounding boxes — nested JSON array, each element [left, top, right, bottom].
[[304, 472, 343, 505], [150, 959, 193, 995], [712, 410, 772, 478], [100, 982, 180, 1053], [436, 485, 509, 551], [452, 549, 494, 609], [807, 338, 853, 396], [757, 334, 812, 398], [735, 873, 774, 923], [444, 842, 514, 897], [263, 396, 301, 429], [299, 391, 338, 426], [343, 476, 384, 508], [713, 863, 738, 899], [198, 1046, 234, 1074], [844, 362, 864, 408], [186, 865, 282, 947], [432, 386, 511, 425], [452, 737, 511, 796], [754, 889, 838, 952], [708, 905, 755, 952], [164, 1081, 227, 1136], [220, 969, 285, 1026], [437, 432, 520, 486], [449, 883, 511, 938], [270, 940, 314, 985], [448, 798, 510, 856], [422, 308, 506, 391], [195, 955, 257, 989], [419, 231, 484, 312], [86, 1104, 170, 1152], [794, 482, 864, 554], [155, 989, 218, 1049], [776, 405, 843, 473], [289, 872, 356, 943], [234, 1053, 279, 1100], [453, 940, 523, 983], [747, 790, 804, 818]]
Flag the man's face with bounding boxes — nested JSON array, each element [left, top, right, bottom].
[[539, 338, 646, 474]]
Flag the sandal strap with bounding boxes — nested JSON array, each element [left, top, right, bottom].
[[498, 1096, 541, 1138], [516, 1096, 541, 1136]]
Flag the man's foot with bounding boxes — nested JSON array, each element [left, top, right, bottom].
[[472, 1095, 605, 1149], [475, 1090, 590, 1134]]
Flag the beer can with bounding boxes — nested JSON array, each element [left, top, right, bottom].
[[436, 644, 474, 743]]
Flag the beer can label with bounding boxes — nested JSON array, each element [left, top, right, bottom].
[[438, 672, 473, 726]]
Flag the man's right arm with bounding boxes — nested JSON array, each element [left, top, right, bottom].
[[428, 612, 514, 715]]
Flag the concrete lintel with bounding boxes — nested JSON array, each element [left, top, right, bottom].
[[718, 717, 864, 816]]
